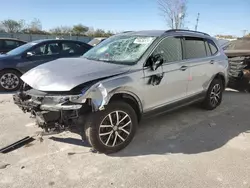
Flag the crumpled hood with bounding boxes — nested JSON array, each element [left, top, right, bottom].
[[21, 57, 131, 91]]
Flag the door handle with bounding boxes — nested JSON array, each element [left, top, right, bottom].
[[180, 66, 188, 71], [210, 60, 215, 64]]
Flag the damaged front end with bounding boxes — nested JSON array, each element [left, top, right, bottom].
[[13, 82, 109, 135], [227, 55, 250, 90]]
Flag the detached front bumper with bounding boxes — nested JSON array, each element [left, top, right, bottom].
[[12, 90, 89, 132], [13, 91, 83, 112]]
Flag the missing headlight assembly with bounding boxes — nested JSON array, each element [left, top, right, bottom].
[[13, 82, 110, 136]]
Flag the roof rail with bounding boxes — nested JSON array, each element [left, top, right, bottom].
[[165, 29, 210, 36], [121, 31, 134, 33]]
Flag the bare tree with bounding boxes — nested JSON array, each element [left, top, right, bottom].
[[158, 0, 187, 29], [1, 19, 24, 33], [29, 18, 42, 32], [50, 26, 72, 35]]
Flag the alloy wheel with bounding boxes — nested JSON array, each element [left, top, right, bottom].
[[0, 73, 19, 90], [210, 84, 221, 106], [99, 110, 132, 147]]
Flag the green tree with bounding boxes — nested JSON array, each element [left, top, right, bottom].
[[72, 24, 88, 35]]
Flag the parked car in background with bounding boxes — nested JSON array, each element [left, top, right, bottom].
[[0, 39, 92, 91], [88, 37, 106, 46], [13, 29, 228, 153], [0, 38, 26, 54], [223, 37, 250, 90]]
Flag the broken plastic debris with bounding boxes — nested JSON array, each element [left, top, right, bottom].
[[209, 122, 216, 127], [0, 136, 35, 154], [84, 83, 109, 111]]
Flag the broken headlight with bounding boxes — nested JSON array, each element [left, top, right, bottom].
[[70, 83, 108, 110]]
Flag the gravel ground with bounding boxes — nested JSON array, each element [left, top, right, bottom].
[[1, 89, 250, 188]]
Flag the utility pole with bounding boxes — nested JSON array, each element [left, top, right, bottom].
[[195, 13, 200, 31], [242, 30, 247, 37]]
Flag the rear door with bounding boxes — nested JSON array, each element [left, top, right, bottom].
[[143, 36, 190, 110], [183, 36, 218, 96]]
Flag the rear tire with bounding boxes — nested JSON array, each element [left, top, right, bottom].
[[84, 101, 138, 154], [202, 78, 223, 110], [0, 69, 22, 92]]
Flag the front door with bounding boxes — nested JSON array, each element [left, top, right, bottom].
[[17, 42, 61, 72], [143, 36, 190, 111]]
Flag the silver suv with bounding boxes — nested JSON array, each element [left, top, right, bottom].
[[13, 29, 229, 153]]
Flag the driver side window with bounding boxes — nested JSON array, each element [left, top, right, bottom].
[[30, 42, 60, 56], [153, 37, 182, 63]]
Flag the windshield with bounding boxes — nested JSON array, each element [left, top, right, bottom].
[[6, 42, 37, 56], [223, 38, 250, 50], [83, 35, 156, 64]]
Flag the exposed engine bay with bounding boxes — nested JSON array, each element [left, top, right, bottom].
[[13, 82, 109, 137], [224, 37, 250, 91], [228, 56, 250, 79], [227, 55, 250, 90]]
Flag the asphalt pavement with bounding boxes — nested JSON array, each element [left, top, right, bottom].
[[1, 89, 250, 188]]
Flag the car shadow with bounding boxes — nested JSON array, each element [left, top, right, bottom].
[[38, 90, 250, 157], [49, 136, 91, 147], [0, 91, 17, 95], [109, 91, 250, 157]]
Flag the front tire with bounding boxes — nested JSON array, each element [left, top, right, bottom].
[[0, 69, 22, 92], [202, 78, 223, 110], [84, 101, 138, 154]]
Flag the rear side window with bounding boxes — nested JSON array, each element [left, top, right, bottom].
[[0, 40, 3, 50], [205, 41, 212, 56], [62, 42, 82, 55], [5, 40, 20, 49], [18, 41, 26, 46], [207, 39, 218, 55], [153, 37, 182, 63], [184, 37, 207, 59]]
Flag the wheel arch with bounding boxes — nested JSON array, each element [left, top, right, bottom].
[[0, 68, 22, 76], [213, 72, 226, 90], [108, 91, 143, 122]]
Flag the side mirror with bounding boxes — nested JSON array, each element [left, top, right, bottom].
[[147, 53, 164, 71], [26, 52, 34, 58]]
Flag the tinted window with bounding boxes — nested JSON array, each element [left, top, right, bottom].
[[184, 37, 206, 59], [153, 37, 182, 63], [18, 41, 26, 46], [62, 42, 82, 55], [0, 40, 3, 50], [207, 40, 218, 55], [30, 42, 61, 56], [5, 40, 21, 49]]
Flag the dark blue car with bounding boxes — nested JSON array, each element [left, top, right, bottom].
[[0, 39, 92, 91]]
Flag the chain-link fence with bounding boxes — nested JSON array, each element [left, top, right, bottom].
[[0, 32, 92, 43]]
